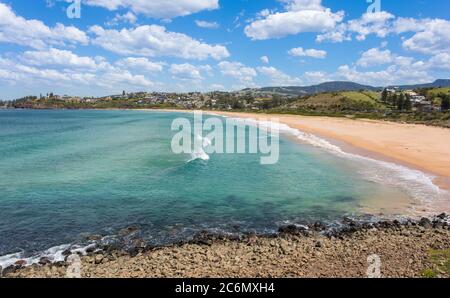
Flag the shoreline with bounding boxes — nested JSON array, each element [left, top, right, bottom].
[[3, 214, 450, 278], [201, 110, 450, 186], [144, 109, 450, 214]]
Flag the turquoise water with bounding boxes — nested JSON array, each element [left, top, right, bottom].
[[0, 110, 417, 258]]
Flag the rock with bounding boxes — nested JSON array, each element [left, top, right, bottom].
[[419, 218, 432, 229], [118, 226, 140, 237], [14, 260, 27, 267], [86, 246, 96, 254], [94, 254, 104, 264], [39, 257, 52, 266], [312, 222, 327, 231], [437, 213, 447, 220], [62, 249, 72, 257], [86, 235, 103, 241], [278, 225, 308, 236], [315, 241, 323, 248]]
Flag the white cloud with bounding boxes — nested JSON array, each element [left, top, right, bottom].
[[218, 61, 257, 87], [0, 55, 155, 91], [83, 0, 219, 19], [317, 11, 450, 57], [288, 47, 327, 59], [106, 12, 137, 26], [195, 20, 220, 29], [116, 57, 164, 72], [169, 63, 206, 81], [0, 3, 88, 49], [347, 12, 394, 41], [20, 48, 101, 70], [89, 25, 230, 60], [244, 0, 343, 40], [402, 19, 450, 55], [257, 66, 302, 86], [356, 48, 393, 67], [260, 56, 269, 64], [428, 53, 450, 70]]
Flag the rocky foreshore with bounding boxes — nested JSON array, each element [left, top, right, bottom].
[[2, 214, 450, 278]]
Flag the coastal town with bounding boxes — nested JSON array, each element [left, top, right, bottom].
[[1, 82, 450, 114]]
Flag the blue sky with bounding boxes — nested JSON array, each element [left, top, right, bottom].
[[0, 0, 449, 100]]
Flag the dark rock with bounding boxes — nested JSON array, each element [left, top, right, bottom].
[[14, 260, 27, 267], [2, 265, 17, 275], [191, 231, 216, 246], [378, 221, 395, 229], [315, 241, 322, 248], [118, 225, 140, 237], [38, 257, 52, 266], [85, 246, 96, 254], [311, 222, 327, 231], [278, 225, 308, 236], [437, 213, 447, 220], [433, 221, 444, 229], [62, 249, 72, 257], [419, 218, 432, 229]]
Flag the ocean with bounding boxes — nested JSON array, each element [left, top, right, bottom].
[[0, 109, 443, 267]]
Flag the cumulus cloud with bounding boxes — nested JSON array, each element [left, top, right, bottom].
[[260, 56, 270, 64], [20, 48, 102, 70], [244, 0, 343, 40], [0, 54, 155, 91], [317, 11, 450, 57], [83, 0, 219, 19], [116, 57, 164, 73], [402, 19, 450, 55], [169, 63, 209, 81], [195, 20, 220, 29], [288, 47, 327, 59], [218, 61, 258, 87], [257, 66, 302, 86], [89, 25, 230, 60], [0, 3, 88, 49]]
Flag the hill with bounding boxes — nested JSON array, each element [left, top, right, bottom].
[[243, 79, 450, 96], [390, 79, 450, 90], [243, 81, 380, 96]]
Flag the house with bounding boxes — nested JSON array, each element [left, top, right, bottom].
[[411, 95, 426, 103]]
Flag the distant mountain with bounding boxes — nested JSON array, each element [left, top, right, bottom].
[[390, 79, 450, 90], [242, 79, 450, 96], [242, 81, 381, 96]]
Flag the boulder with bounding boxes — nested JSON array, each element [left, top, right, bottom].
[[419, 218, 432, 229]]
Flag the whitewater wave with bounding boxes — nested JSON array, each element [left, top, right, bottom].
[[0, 243, 96, 270], [188, 134, 211, 162]]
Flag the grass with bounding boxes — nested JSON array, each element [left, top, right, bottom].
[[427, 87, 450, 97], [341, 91, 380, 103], [421, 249, 450, 278]]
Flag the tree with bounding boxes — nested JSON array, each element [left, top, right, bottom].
[[397, 93, 405, 110], [381, 89, 388, 103], [391, 94, 398, 107], [403, 94, 412, 111], [441, 95, 450, 111]]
